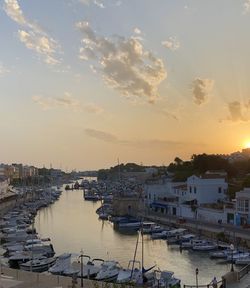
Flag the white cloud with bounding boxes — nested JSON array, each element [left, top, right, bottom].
[[0, 63, 10, 77], [4, 0, 60, 65], [78, 0, 121, 8], [18, 30, 59, 65], [32, 93, 103, 114], [77, 21, 167, 104], [162, 37, 180, 51], [243, 0, 250, 14], [192, 78, 214, 105], [78, 0, 104, 8], [134, 28, 141, 35]]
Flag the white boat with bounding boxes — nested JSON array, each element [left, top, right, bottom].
[[95, 261, 120, 282], [49, 253, 72, 275], [19, 257, 56, 272], [116, 260, 142, 284], [151, 230, 169, 240], [192, 242, 218, 251], [235, 256, 250, 265], [147, 270, 181, 288], [226, 252, 250, 262]]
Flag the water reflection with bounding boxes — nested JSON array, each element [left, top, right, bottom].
[[34, 188, 230, 285]]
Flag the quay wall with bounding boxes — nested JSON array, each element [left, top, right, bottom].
[[0, 195, 18, 218], [141, 211, 250, 248], [0, 191, 36, 218], [0, 266, 130, 288]]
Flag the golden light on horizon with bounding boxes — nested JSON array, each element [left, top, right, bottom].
[[244, 141, 250, 149]]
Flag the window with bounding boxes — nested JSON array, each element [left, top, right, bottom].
[[194, 187, 197, 194], [189, 186, 192, 193], [218, 187, 222, 193]]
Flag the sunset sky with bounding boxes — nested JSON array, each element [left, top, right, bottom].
[[1, 0, 250, 171]]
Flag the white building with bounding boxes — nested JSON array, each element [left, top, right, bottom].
[[187, 173, 228, 205], [0, 178, 9, 196], [235, 187, 250, 226]]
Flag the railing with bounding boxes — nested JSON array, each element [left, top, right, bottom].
[[183, 280, 224, 288], [237, 263, 250, 280]]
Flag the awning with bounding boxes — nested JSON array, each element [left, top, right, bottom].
[[150, 202, 168, 209]]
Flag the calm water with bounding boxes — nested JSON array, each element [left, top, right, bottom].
[[34, 184, 231, 286]]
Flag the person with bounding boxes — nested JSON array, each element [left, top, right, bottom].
[[211, 276, 218, 288]]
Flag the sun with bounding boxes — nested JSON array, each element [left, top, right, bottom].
[[244, 141, 250, 149]]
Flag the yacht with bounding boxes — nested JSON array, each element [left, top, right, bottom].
[[19, 257, 56, 272]]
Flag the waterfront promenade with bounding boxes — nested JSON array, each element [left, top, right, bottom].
[[0, 266, 106, 288], [142, 211, 250, 246]]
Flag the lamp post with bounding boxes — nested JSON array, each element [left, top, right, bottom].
[[78, 249, 84, 287], [230, 244, 234, 272], [155, 270, 161, 288], [195, 268, 199, 288]]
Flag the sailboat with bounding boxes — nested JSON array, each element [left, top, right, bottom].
[[116, 222, 155, 285]]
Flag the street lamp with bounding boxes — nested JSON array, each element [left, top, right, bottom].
[[155, 270, 161, 288], [230, 244, 234, 272], [195, 268, 199, 288], [78, 249, 84, 287]]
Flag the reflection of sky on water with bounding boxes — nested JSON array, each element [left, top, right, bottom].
[[35, 188, 231, 286]]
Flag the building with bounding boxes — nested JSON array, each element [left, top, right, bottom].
[[186, 173, 228, 205], [235, 187, 250, 226]]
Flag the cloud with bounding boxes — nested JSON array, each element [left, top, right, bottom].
[[78, 0, 121, 8], [134, 28, 141, 35], [77, 21, 167, 104], [32, 93, 103, 114], [192, 78, 214, 105], [162, 37, 180, 51], [84, 128, 199, 150], [78, 0, 104, 8], [227, 101, 247, 122], [4, 0, 60, 65], [243, 0, 250, 14], [0, 63, 10, 76], [85, 129, 118, 142], [18, 30, 59, 65]]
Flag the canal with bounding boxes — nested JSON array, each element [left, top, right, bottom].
[[34, 185, 231, 286]]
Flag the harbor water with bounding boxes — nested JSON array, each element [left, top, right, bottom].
[[34, 184, 231, 286]]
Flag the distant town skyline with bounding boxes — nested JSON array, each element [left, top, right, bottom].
[[1, 0, 250, 170]]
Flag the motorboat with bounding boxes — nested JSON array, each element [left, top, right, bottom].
[[146, 270, 181, 288], [49, 253, 72, 275], [116, 260, 142, 284], [151, 230, 169, 240], [235, 256, 250, 265], [192, 241, 218, 251], [95, 260, 120, 282], [226, 252, 250, 262], [19, 257, 56, 272]]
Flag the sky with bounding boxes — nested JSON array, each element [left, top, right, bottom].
[[1, 0, 250, 171]]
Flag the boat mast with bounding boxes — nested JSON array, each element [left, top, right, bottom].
[[130, 228, 140, 279], [141, 222, 144, 281]]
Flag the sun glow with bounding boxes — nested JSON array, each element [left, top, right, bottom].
[[244, 141, 250, 149]]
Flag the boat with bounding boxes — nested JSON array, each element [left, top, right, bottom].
[[77, 258, 104, 279], [116, 260, 143, 284], [235, 256, 250, 265], [226, 252, 250, 262], [151, 230, 169, 240], [19, 257, 56, 272], [49, 253, 72, 275], [99, 213, 109, 220], [192, 241, 218, 251], [95, 261, 121, 282], [146, 270, 181, 288], [181, 239, 205, 249]]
